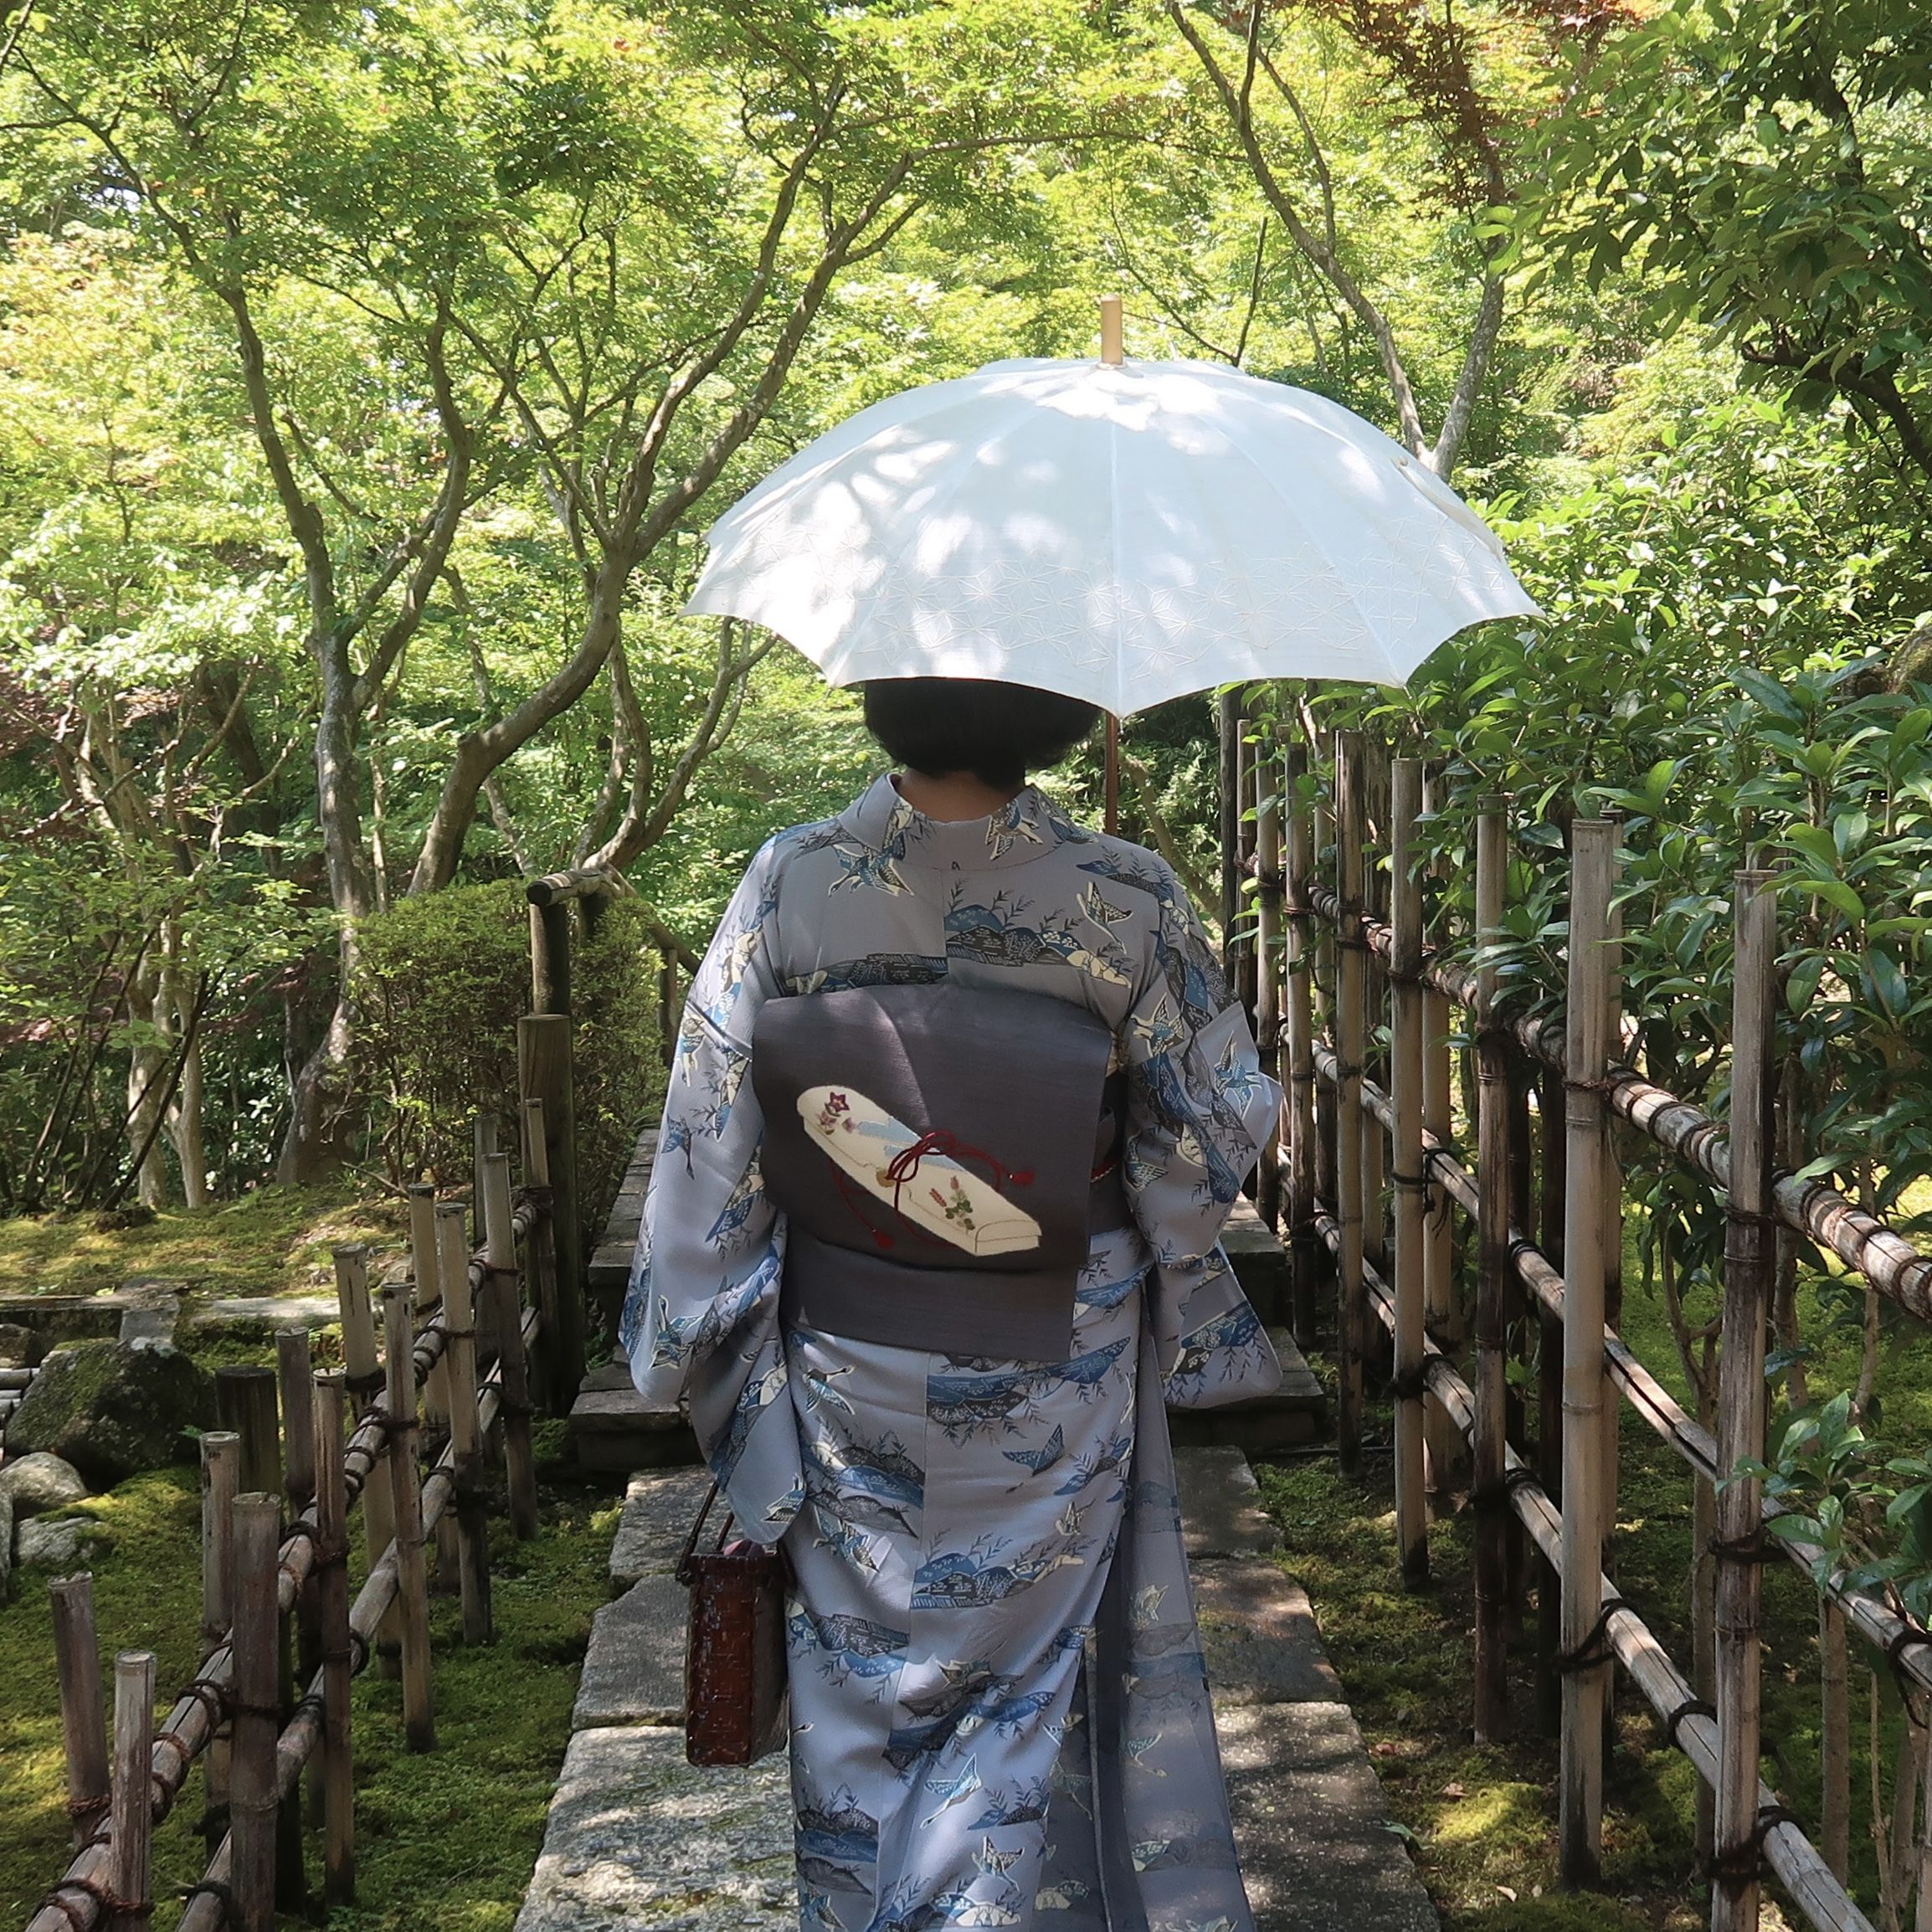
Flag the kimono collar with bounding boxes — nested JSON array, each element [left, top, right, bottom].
[[840, 773, 1089, 872]]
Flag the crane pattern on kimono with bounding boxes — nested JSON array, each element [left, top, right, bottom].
[[943, 890, 1131, 988]]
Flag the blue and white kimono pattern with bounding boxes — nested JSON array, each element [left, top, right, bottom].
[[624, 776, 1282, 1932]]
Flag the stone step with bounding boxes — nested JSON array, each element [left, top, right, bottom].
[[522, 1446, 1436, 1932]]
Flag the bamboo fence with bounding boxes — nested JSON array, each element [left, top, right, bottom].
[[1243, 713, 1932, 1932], [20, 1107, 555, 1932]]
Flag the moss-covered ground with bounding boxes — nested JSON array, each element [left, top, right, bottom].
[[0, 1421, 617, 1929], [1263, 1236, 1930, 1932], [0, 1181, 407, 1305]]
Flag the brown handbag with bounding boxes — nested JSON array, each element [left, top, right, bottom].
[[676, 1479, 791, 1766]]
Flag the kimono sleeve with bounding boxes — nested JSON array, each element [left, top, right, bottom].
[[1119, 856, 1284, 1406], [619, 839, 801, 1538]]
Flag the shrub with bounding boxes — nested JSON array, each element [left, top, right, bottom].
[[351, 883, 665, 1225]]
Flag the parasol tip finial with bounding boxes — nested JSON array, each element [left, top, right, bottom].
[[1098, 295, 1123, 367]]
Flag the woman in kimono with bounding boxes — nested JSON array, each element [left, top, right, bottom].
[[624, 677, 1282, 1932]]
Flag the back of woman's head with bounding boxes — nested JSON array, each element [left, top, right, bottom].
[[861, 678, 1101, 789]]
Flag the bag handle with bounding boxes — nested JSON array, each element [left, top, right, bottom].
[[676, 1478, 723, 1587]]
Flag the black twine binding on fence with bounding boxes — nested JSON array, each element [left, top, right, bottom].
[[1554, 1596, 1627, 1675], [180, 1878, 235, 1925], [1472, 1465, 1544, 1514], [1387, 1363, 1431, 1402], [1663, 1694, 1716, 1751], [1706, 1530, 1782, 1565], [171, 1678, 226, 1732], [1883, 1624, 1932, 1718], [38, 1872, 150, 1926], [1707, 1804, 1801, 1889]]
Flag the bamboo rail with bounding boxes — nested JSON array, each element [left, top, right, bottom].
[[23, 1189, 547, 1932], [1302, 881, 1932, 1327], [1316, 1210, 1879, 1932], [1286, 748, 1932, 1930], [1316, 1035, 1932, 1706]]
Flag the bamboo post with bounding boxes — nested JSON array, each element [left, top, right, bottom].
[[1284, 737, 1320, 1344], [531, 897, 573, 1017], [519, 1015, 586, 1405], [1236, 698, 1261, 1030], [215, 1367, 281, 1501], [1421, 768, 1460, 1506], [1333, 730, 1367, 1475], [481, 1150, 540, 1540], [1361, 738, 1388, 1282], [436, 1200, 494, 1646], [229, 1493, 281, 1932], [197, 1430, 238, 1852], [313, 1370, 356, 1905], [1559, 819, 1618, 1885], [1712, 869, 1779, 1932], [1390, 758, 1428, 1589], [1536, 1059, 1565, 1737], [108, 1650, 155, 1932], [409, 1183, 460, 1588], [198, 1432, 239, 1656], [334, 1244, 398, 1678], [1255, 716, 1284, 1236], [48, 1574, 108, 1851], [275, 1327, 322, 1830], [474, 1113, 501, 1364], [1103, 713, 1121, 835], [1219, 688, 1241, 967], [382, 1280, 437, 1751], [522, 1094, 563, 1411], [1472, 794, 1512, 1742]]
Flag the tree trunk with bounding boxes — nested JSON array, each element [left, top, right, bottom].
[[125, 958, 171, 1210], [160, 931, 208, 1208], [276, 928, 362, 1185]]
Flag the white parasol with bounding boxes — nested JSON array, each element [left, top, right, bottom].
[[686, 325, 1537, 717]]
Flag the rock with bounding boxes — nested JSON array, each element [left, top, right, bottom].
[[6, 1339, 215, 1487], [0, 1452, 90, 1515], [16, 1513, 109, 1570], [573, 1576, 688, 1728], [0, 1493, 12, 1602], [0, 1322, 39, 1368], [117, 1279, 185, 1347], [512, 1726, 793, 1932]]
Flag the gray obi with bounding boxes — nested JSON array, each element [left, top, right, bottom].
[[751, 983, 1129, 1363]]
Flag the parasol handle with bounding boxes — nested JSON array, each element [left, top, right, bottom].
[[1099, 295, 1123, 367]]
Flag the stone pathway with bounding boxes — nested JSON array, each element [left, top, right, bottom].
[[514, 1446, 1436, 1932]]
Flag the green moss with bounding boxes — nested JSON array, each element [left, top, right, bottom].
[[0, 1181, 406, 1305], [0, 1462, 617, 1929]]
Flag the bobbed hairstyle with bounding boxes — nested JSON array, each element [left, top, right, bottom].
[[861, 677, 1102, 789]]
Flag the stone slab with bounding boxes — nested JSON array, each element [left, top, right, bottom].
[[611, 1467, 716, 1590], [1218, 1700, 1438, 1932], [1175, 1445, 1278, 1559], [1194, 1557, 1344, 1706], [189, 1293, 340, 1330], [513, 1724, 793, 1932], [573, 1575, 689, 1728], [583, 1362, 638, 1394], [1222, 1196, 1288, 1323], [569, 1385, 699, 1472]]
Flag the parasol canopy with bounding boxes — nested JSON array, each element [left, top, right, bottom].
[[686, 352, 1537, 716]]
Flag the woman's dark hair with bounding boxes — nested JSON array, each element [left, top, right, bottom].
[[861, 678, 1102, 789]]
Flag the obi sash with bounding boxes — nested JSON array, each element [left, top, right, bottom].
[[751, 982, 1129, 1362]]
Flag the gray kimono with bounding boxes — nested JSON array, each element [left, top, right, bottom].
[[624, 775, 1282, 1932]]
